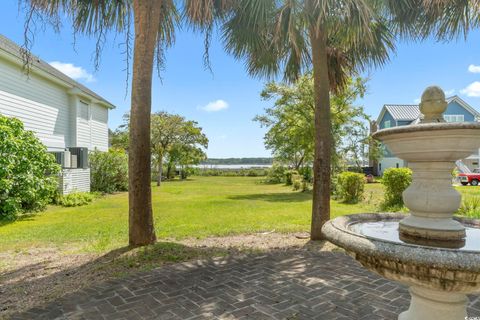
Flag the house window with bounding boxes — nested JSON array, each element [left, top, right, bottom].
[[444, 114, 464, 122], [396, 163, 399, 168], [384, 120, 391, 128], [79, 101, 89, 120]]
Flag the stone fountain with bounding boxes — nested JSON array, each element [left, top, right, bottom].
[[322, 86, 480, 320]]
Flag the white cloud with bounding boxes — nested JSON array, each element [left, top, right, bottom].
[[444, 89, 455, 96], [414, 98, 421, 104], [461, 82, 480, 97], [49, 61, 95, 83], [199, 99, 229, 112], [468, 64, 480, 73]]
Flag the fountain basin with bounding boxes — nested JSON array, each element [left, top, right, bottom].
[[372, 122, 480, 162], [322, 213, 480, 292]]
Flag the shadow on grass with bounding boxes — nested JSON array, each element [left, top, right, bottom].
[[0, 213, 38, 227], [228, 191, 312, 202]]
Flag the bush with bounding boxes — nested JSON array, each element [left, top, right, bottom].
[[292, 176, 302, 190], [457, 196, 480, 218], [337, 172, 365, 203], [0, 115, 60, 220], [284, 170, 298, 185], [381, 168, 412, 209], [55, 192, 99, 207], [298, 167, 313, 183], [90, 148, 128, 193], [264, 164, 286, 183]]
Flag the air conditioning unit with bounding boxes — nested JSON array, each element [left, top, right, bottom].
[[68, 147, 89, 169], [51, 150, 71, 168]]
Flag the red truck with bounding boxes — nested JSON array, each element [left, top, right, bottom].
[[458, 169, 480, 186]]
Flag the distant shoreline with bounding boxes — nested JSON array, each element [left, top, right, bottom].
[[201, 157, 273, 166]]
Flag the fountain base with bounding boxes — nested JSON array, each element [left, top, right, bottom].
[[399, 286, 468, 320], [399, 215, 466, 241]]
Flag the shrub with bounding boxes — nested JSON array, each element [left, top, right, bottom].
[[457, 196, 480, 218], [264, 164, 286, 183], [337, 172, 365, 203], [90, 148, 128, 193], [284, 170, 298, 185], [0, 115, 60, 220], [381, 168, 412, 209], [291, 174, 303, 191], [55, 192, 99, 207]]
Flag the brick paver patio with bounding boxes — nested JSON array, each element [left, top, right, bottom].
[[10, 251, 480, 320]]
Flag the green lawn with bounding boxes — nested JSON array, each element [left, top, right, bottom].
[[0, 176, 383, 253]]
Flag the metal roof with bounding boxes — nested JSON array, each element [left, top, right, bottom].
[[379, 96, 480, 123], [0, 34, 115, 108], [384, 104, 420, 121]]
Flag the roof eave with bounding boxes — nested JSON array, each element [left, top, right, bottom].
[[0, 47, 115, 109]]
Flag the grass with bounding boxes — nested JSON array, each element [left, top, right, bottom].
[[0, 176, 384, 253]]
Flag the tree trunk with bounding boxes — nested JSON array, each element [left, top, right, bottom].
[[157, 154, 163, 187], [128, 0, 161, 246], [309, 25, 332, 240], [166, 162, 172, 179]]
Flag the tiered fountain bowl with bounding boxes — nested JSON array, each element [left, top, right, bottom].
[[322, 86, 480, 320]]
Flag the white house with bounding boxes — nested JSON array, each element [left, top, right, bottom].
[[0, 34, 115, 194], [375, 96, 480, 175]]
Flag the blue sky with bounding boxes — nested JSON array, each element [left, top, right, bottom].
[[2, 1, 480, 158]]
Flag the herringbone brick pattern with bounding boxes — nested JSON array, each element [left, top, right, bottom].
[[10, 251, 480, 320]]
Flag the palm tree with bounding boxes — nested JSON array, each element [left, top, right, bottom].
[[22, 0, 230, 246], [222, 0, 395, 240]]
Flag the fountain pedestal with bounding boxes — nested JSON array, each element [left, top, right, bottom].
[[399, 287, 468, 320], [401, 162, 464, 240]]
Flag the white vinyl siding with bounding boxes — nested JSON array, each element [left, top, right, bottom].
[[0, 60, 70, 150], [90, 104, 108, 151], [59, 168, 90, 194], [444, 114, 464, 122], [76, 101, 91, 148]]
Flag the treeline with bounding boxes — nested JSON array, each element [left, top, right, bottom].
[[201, 158, 273, 165]]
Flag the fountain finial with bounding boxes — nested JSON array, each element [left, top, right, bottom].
[[420, 86, 447, 123]]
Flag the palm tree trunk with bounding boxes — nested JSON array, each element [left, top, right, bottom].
[[128, 0, 161, 246], [309, 25, 331, 240], [157, 154, 163, 187]]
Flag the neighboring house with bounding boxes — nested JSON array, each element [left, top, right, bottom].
[[375, 96, 480, 175], [0, 34, 115, 194]]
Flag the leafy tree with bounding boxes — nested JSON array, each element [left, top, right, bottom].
[[151, 112, 208, 186], [255, 75, 315, 170], [109, 114, 130, 151], [21, 0, 229, 246], [0, 115, 60, 220], [256, 75, 369, 176]]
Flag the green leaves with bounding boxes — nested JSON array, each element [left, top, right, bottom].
[[0, 115, 60, 220], [255, 74, 369, 172], [90, 148, 129, 194]]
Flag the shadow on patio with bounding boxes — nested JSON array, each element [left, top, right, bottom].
[[4, 241, 480, 320]]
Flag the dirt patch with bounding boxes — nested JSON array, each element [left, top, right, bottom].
[[0, 233, 336, 319]]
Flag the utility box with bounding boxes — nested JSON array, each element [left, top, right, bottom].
[[68, 147, 89, 169]]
